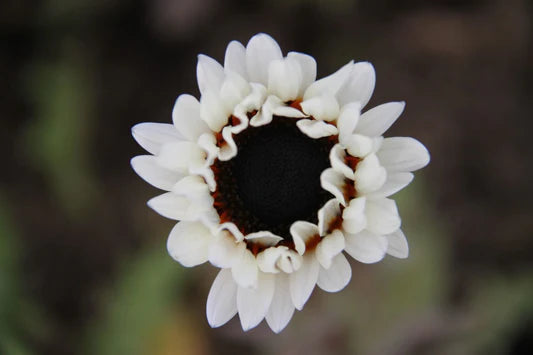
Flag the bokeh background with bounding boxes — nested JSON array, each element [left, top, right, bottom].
[[1, 0, 532, 354]]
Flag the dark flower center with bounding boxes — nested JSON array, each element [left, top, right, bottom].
[[212, 117, 334, 240]]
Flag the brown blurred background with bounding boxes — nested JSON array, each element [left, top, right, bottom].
[[1, 0, 532, 354]]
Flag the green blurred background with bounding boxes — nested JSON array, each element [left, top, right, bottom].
[[1, 0, 532, 354]]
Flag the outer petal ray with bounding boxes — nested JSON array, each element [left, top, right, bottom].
[[207, 269, 238, 327], [317, 253, 352, 292], [172, 94, 211, 141], [232, 249, 259, 289], [344, 230, 388, 264], [224, 40, 247, 79], [356, 101, 405, 137], [289, 253, 320, 310], [197, 54, 225, 94], [386, 229, 409, 258], [237, 272, 275, 331], [167, 221, 213, 267], [131, 122, 183, 155], [336, 61, 375, 108], [131, 155, 184, 191], [266, 274, 295, 333], [246, 33, 283, 86], [377, 137, 430, 172]]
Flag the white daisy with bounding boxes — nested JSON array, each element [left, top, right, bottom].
[[131, 33, 430, 333]]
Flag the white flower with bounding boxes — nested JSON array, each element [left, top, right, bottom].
[[131, 33, 430, 333]]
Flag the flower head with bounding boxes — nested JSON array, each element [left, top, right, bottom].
[[131, 33, 430, 333]]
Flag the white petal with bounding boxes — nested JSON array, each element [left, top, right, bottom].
[[367, 172, 414, 198], [257, 246, 286, 274], [289, 253, 319, 310], [197, 207, 221, 228], [131, 122, 183, 155], [330, 144, 355, 180], [386, 229, 409, 259], [315, 230, 345, 269], [237, 272, 275, 331], [245, 33, 283, 86], [227, 112, 249, 134], [344, 230, 388, 264], [232, 248, 258, 289], [296, 119, 338, 139], [266, 274, 295, 333], [356, 102, 405, 137], [365, 198, 401, 235], [336, 61, 376, 108], [276, 250, 302, 274], [317, 253, 352, 292], [245, 231, 284, 246], [172, 175, 210, 200], [344, 134, 375, 158], [197, 54, 224, 94], [272, 104, 306, 118], [148, 192, 186, 220], [257, 246, 302, 274], [197, 132, 219, 168], [287, 52, 316, 97], [217, 126, 238, 161], [172, 94, 211, 141], [268, 57, 302, 101], [219, 71, 251, 112], [320, 168, 347, 206], [156, 141, 206, 172], [217, 222, 245, 242], [353, 153, 387, 194], [318, 198, 341, 236], [167, 221, 213, 267], [199, 90, 230, 132], [234, 83, 267, 119], [131, 155, 184, 191], [376, 137, 430, 172], [371, 136, 384, 153], [337, 102, 361, 144], [342, 197, 367, 235], [192, 166, 216, 193], [249, 95, 281, 127], [208, 232, 244, 268], [303, 61, 353, 100], [300, 95, 340, 121], [147, 192, 203, 221], [224, 40, 247, 79], [289, 221, 319, 255], [206, 269, 238, 328]]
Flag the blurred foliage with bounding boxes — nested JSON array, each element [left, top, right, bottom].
[[82, 246, 206, 355], [0, 193, 47, 355], [466, 273, 533, 355], [23, 46, 99, 220]]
